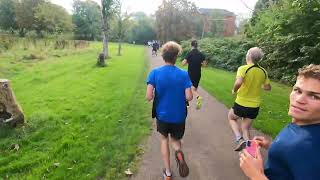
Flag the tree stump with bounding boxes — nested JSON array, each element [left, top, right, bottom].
[[0, 79, 24, 127], [96, 53, 106, 67]]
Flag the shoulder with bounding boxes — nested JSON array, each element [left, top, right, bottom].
[[176, 67, 188, 75], [237, 64, 250, 71], [259, 66, 268, 73], [149, 67, 162, 75]]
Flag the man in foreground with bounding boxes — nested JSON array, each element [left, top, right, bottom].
[[146, 41, 192, 180]]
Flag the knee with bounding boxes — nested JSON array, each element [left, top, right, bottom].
[[241, 122, 251, 130]]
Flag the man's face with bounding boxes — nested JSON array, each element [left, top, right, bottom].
[[289, 77, 320, 124]]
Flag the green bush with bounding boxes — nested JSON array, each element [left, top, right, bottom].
[[181, 38, 255, 71]]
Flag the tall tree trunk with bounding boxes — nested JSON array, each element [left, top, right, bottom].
[[0, 79, 24, 127], [117, 39, 122, 56], [100, 0, 109, 59]]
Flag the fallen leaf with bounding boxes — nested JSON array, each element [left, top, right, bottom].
[[53, 163, 60, 167]]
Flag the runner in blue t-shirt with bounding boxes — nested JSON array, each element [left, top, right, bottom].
[[146, 41, 193, 180], [239, 64, 320, 180]]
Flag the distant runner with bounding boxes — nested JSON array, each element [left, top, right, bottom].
[[182, 40, 207, 109]]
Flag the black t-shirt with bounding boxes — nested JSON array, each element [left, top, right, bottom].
[[152, 43, 159, 50], [185, 49, 205, 75]]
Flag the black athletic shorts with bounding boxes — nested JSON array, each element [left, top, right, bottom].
[[232, 102, 260, 119], [156, 120, 185, 140], [188, 72, 201, 88]]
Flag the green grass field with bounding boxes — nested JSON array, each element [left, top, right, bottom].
[[0, 42, 151, 179]]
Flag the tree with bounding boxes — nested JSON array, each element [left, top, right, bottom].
[[100, 0, 119, 59], [73, 0, 101, 40], [126, 12, 156, 44], [0, 0, 17, 33], [155, 0, 198, 42], [112, 3, 130, 56], [250, 0, 279, 25], [246, 0, 320, 84], [14, 0, 45, 36], [34, 2, 73, 37]]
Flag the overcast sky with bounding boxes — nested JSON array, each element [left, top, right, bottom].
[[51, 0, 258, 17]]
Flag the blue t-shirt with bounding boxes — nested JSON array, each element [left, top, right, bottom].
[[146, 65, 192, 124], [265, 123, 320, 180]]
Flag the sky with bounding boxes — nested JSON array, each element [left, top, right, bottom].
[[51, 0, 258, 17]]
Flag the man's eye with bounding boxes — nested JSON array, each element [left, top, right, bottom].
[[311, 95, 320, 100], [293, 88, 300, 93]]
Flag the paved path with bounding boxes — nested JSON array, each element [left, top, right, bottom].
[[131, 48, 249, 180]]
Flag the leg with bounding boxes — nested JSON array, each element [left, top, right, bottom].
[[171, 137, 182, 151], [160, 134, 171, 173], [171, 136, 189, 177], [241, 118, 253, 140], [228, 108, 242, 140], [190, 76, 202, 109]]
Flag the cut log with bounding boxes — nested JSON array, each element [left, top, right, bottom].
[[0, 79, 24, 127]]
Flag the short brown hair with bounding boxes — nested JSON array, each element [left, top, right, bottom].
[[298, 64, 320, 80], [161, 41, 182, 64]]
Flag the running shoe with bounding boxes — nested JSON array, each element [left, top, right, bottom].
[[175, 150, 189, 177]]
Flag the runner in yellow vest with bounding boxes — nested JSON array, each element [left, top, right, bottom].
[[228, 47, 272, 151]]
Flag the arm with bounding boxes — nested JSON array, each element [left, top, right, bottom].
[[185, 87, 193, 101], [232, 77, 244, 94], [202, 60, 208, 67], [146, 84, 154, 102], [240, 148, 268, 180]]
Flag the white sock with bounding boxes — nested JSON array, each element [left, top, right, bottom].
[[165, 170, 172, 177], [236, 135, 242, 142]]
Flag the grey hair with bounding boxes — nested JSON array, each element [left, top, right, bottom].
[[248, 47, 264, 64]]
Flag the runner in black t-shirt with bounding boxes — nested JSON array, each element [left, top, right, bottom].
[[152, 41, 159, 56], [182, 40, 207, 109]]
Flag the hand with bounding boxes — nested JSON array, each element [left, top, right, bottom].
[[253, 136, 271, 149], [232, 89, 236, 95], [202, 60, 208, 67], [182, 59, 188, 66], [240, 147, 267, 180]]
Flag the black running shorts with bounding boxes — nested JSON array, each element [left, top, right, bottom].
[[232, 102, 260, 119], [156, 120, 185, 140], [189, 73, 201, 88]]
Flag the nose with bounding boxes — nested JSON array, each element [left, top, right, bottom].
[[295, 93, 307, 104]]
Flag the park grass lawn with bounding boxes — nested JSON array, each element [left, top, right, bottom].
[[200, 67, 292, 138], [0, 42, 151, 179]]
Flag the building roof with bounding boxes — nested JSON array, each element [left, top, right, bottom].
[[198, 8, 235, 17]]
